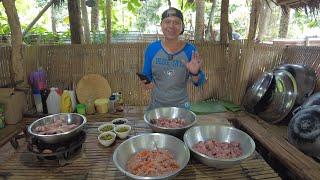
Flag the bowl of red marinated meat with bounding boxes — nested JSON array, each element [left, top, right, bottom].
[[113, 133, 190, 179], [144, 107, 197, 137], [183, 125, 255, 169], [28, 113, 87, 144]]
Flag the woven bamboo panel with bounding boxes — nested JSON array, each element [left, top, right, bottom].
[[1, 42, 320, 106], [0, 46, 12, 87]]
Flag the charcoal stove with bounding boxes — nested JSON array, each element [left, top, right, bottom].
[[27, 131, 86, 166]]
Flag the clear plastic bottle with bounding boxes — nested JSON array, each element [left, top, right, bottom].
[[60, 90, 72, 113], [109, 95, 116, 113]]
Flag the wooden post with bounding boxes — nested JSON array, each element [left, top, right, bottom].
[[220, 0, 229, 44], [248, 0, 260, 41], [278, 6, 290, 38], [2, 0, 25, 87], [105, 0, 111, 44], [67, 0, 83, 44]]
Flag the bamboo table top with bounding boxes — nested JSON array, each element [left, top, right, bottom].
[[0, 107, 281, 180]]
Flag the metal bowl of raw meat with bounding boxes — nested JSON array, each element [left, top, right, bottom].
[[113, 133, 190, 180], [144, 107, 197, 137], [183, 125, 255, 169], [27, 113, 87, 144]]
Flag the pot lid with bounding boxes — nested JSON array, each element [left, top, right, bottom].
[[257, 69, 297, 123], [242, 72, 273, 113], [275, 64, 316, 105]]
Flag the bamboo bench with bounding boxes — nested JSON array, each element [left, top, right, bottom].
[[230, 111, 320, 180]]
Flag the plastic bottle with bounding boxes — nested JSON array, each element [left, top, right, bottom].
[[86, 96, 96, 115], [109, 95, 116, 113], [115, 92, 124, 112], [40, 88, 49, 114], [60, 90, 72, 113], [46, 87, 61, 114], [33, 90, 43, 113], [68, 90, 77, 112]]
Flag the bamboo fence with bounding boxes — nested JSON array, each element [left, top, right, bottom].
[[1, 42, 320, 107]]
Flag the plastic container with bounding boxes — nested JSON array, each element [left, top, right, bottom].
[[95, 98, 109, 113], [46, 87, 61, 114], [76, 104, 86, 115], [60, 90, 72, 113], [33, 91, 43, 113], [68, 90, 77, 112], [86, 96, 96, 115], [109, 95, 116, 113]]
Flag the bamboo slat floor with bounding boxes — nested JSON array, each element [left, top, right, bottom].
[[0, 107, 280, 180]]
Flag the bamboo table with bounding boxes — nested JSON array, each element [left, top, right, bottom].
[[0, 107, 280, 179]]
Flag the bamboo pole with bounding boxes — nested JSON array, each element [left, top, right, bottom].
[[23, 0, 55, 37]]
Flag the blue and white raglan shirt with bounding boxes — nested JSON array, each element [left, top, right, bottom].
[[142, 40, 206, 110]]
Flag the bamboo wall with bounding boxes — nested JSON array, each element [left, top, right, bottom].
[[1, 42, 320, 106]]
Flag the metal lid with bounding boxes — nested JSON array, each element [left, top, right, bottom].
[[242, 72, 273, 113], [257, 69, 297, 124]]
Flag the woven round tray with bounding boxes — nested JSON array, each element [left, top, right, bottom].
[[76, 74, 112, 104]]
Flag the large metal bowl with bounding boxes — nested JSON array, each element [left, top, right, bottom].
[[144, 107, 197, 137], [183, 125, 255, 169], [27, 113, 87, 144], [113, 133, 190, 180]]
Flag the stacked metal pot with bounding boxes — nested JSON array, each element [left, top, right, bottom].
[[243, 64, 320, 158]]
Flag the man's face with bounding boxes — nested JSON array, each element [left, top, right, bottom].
[[161, 16, 183, 40]]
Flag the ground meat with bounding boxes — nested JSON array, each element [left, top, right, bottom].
[[127, 149, 180, 176], [151, 118, 186, 128], [34, 119, 78, 135], [193, 140, 243, 159]]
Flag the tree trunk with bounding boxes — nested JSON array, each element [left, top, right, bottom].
[[51, 5, 57, 33], [167, 0, 171, 7], [248, 0, 260, 41], [257, 0, 274, 40], [105, 0, 111, 44], [194, 0, 205, 41], [220, 0, 229, 44], [67, 0, 83, 44], [91, 0, 99, 42], [80, 0, 90, 43], [278, 6, 290, 38], [2, 0, 25, 86], [205, 0, 216, 41], [23, 0, 55, 36]]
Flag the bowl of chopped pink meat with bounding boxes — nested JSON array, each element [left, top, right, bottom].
[[183, 125, 255, 169], [28, 113, 87, 144], [144, 107, 197, 137]]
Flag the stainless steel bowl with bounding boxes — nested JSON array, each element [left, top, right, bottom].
[[113, 133, 190, 180], [27, 113, 87, 144], [183, 125, 255, 169], [144, 107, 197, 137]]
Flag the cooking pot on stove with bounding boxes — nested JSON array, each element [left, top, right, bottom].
[[28, 113, 87, 144], [275, 64, 316, 105], [288, 105, 320, 158]]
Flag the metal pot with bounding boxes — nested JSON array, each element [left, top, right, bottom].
[[257, 70, 297, 123], [242, 72, 273, 113], [27, 113, 87, 144], [275, 64, 316, 105]]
